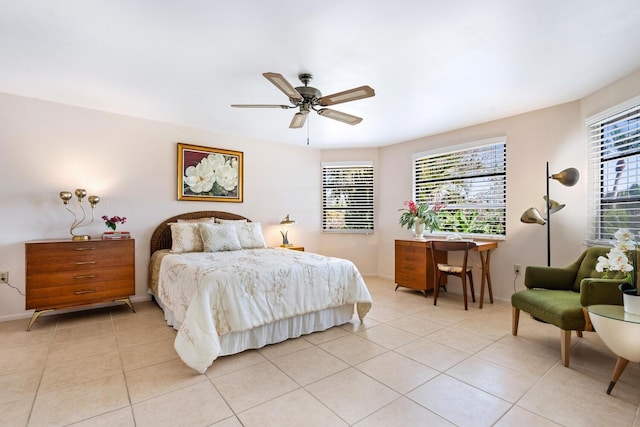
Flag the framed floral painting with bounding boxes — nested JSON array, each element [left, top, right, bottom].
[[177, 143, 243, 202]]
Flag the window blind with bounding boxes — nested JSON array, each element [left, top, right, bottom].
[[587, 97, 640, 242], [322, 161, 374, 233], [413, 137, 506, 238]]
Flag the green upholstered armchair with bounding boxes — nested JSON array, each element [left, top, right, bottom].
[[511, 247, 627, 367]]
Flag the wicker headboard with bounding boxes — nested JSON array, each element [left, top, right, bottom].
[[149, 211, 252, 255]]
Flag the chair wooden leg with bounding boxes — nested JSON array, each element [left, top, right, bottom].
[[561, 329, 571, 367], [582, 307, 593, 332], [433, 276, 440, 306], [576, 330, 583, 338], [512, 307, 520, 336], [461, 275, 468, 310], [468, 272, 475, 303]]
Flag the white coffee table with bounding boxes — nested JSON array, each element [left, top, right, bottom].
[[588, 304, 640, 394]]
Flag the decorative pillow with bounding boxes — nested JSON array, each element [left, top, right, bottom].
[[176, 217, 216, 223], [169, 223, 203, 253], [215, 218, 247, 224], [236, 222, 266, 249], [199, 223, 242, 252]]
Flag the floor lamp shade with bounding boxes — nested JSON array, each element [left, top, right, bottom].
[[520, 162, 579, 266]]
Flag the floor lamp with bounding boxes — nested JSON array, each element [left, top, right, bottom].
[[520, 162, 580, 266]]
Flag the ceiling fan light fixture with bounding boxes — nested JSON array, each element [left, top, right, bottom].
[[289, 112, 308, 128], [232, 72, 374, 131]]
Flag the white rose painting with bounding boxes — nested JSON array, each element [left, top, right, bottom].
[[178, 143, 243, 202]]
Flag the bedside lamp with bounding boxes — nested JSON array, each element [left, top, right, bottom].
[[60, 188, 100, 241], [279, 214, 296, 247]]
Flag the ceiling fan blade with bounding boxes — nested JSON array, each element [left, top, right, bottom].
[[317, 108, 363, 125], [289, 112, 308, 128], [231, 104, 292, 109], [318, 85, 375, 106], [263, 72, 303, 103]]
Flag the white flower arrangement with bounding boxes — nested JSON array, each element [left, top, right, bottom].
[[596, 229, 637, 285]]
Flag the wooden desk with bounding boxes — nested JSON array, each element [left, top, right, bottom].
[[394, 239, 498, 308]]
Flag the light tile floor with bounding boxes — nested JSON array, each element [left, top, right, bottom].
[[2, 276, 640, 426]]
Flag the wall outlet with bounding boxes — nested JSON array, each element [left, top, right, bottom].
[[513, 264, 521, 274], [0, 271, 8, 283]]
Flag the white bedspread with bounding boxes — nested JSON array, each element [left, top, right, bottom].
[[157, 248, 372, 373]]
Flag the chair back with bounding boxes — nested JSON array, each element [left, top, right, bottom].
[[571, 246, 627, 292], [428, 240, 477, 270]]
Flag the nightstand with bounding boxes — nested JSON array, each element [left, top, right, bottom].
[[25, 238, 136, 331], [281, 245, 305, 251]]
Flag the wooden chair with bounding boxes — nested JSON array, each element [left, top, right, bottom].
[[428, 240, 477, 310]]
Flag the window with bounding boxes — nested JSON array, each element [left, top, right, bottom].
[[413, 137, 506, 238], [322, 161, 374, 233], [587, 97, 640, 242]]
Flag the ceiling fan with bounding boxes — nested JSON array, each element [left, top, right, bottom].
[[231, 72, 375, 129]]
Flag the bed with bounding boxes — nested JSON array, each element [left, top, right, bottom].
[[148, 211, 373, 373]]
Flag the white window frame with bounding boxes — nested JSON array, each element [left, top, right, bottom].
[[321, 161, 374, 234], [587, 96, 640, 243], [413, 136, 507, 239]]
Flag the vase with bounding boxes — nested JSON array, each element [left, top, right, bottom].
[[619, 282, 640, 315], [623, 290, 640, 315], [413, 220, 426, 240]]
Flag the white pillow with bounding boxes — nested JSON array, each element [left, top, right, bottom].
[[169, 223, 203, 253], [236, 222, 266, 249], [176, 217, 216, 223], [199, 223, 242, 252], [215, 218, 247, 224]]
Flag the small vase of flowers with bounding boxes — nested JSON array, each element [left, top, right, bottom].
[[398, 200, 441, 240], [102, 215, 127, 231], [595, 228, 639, 313]]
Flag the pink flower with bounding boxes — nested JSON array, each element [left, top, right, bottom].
[[404, 200, 417, 215], [102, 215, 127, 231]]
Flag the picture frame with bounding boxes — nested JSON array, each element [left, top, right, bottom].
[[177, 143, 243, 202]]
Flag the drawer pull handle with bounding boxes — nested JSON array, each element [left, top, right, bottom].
[[74, 247, 96, 251], [74, 274, 96, 279], [74, 290, 96, 295], [75, 261, 96, 265]]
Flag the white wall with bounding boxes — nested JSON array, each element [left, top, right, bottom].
[[1, 68, 639, 320], [0, 93, 323, 320], [376, 69, 640, 302]]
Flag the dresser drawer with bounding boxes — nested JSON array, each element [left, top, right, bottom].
[[26, 240, 133, 274], [26, 264, 134, 288], [26, 278, 133, 309]]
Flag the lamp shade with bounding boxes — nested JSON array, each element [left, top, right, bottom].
[[551, 167, 580, 187], [280, 214, 296, 225], [543, 196, 565, 215], [520, 207, 546, 225]]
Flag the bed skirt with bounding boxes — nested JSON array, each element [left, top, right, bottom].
[[151, 289, 354, 360]]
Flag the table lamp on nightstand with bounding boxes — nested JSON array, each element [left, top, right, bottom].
[[279, 214, 296, 247]]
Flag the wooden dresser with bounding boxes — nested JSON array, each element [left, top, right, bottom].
[[25, 238, 135, 330], [394, 239, 446, 295]]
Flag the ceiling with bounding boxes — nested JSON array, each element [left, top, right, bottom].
[[1, 1, 640, 149]]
